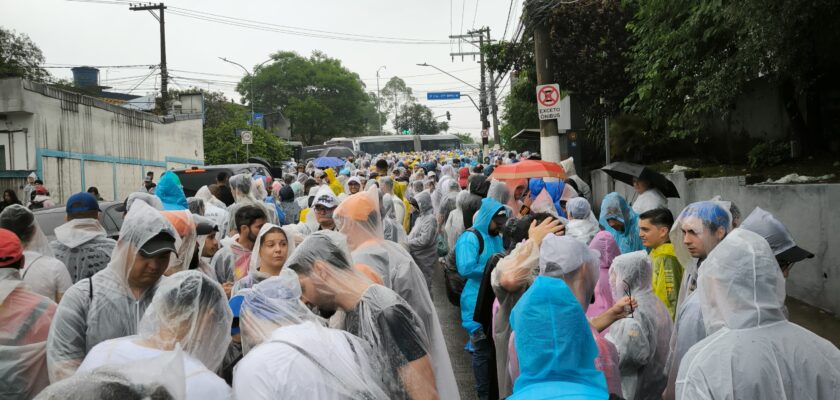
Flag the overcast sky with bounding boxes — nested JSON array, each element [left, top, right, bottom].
[[3, 0, 523, 139]]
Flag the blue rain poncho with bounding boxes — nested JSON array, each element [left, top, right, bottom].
[[155, 171, 189, 211], [599, 192, 643, 254], [509, 276, 608, 399], [528, 179, 568, 218]]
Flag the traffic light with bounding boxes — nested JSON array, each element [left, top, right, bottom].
[[402, 129, 411, 135], [446, 111, 451, 121]]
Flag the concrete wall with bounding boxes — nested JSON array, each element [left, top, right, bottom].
[[0, 78, 204, 204], [591, 169, 840, 316]]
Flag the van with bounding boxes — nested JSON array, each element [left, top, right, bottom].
[[172, 163, 273, 198]]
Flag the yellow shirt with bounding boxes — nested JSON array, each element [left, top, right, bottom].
[[650, 243, 683, 320]]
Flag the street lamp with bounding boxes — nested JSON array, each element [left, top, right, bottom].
[[416, 62, 479, 91], [219, 57, 272, 160], [376, 65, 386, 135]]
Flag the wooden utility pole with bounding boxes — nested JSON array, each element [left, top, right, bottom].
[[533, 20, 561, 163], [486, 28, 501, 146], [130, 3, 168, 108]]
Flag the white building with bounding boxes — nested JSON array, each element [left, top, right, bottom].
[[0, 78, 204, 204]]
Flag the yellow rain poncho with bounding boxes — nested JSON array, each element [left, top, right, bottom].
[[392, 181, 412, 232], [649, 243, 683, 319], [324, 168, 344, 197]]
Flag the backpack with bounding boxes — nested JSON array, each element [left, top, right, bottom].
[[443, 228, 483, 307]]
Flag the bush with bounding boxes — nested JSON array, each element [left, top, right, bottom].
[[609, 114, 671, 163], [748, 141, 789, 169]]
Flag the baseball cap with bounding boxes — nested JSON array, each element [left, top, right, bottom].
[[138, 232, 177, 257], [740, 207, 814, 264], [313, 186, 338, 209], [193, 215, 219, 236], [0, 228, 24, 268], [66, 192, 101, 214]]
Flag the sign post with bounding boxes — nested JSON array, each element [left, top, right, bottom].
[[536, 84, 564, 120], [241, 130, 253, 160], [427, 92, 461, 100]]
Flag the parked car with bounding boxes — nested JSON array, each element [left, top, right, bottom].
[[172, 163, 273, 198], [34, 201, 124, 241]]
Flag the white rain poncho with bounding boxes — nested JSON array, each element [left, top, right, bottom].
[[223, 174, 278, 237], [187, 197, 205, 216], [38, 347, 187, 400], [234, 271, 389, 400], [405, 191, 438, 291], [436, 180, 460, 228], [231, 224, 296, 295], [663, 200, 732, 400], [443, 191, 470, 255], [0, 205, 72, 302], [0, 267, 57, 399], [50, 218, 117, 284], [195, 185, 227, 210], [560, 157, 592, 202], [284, 231, 438, 400], [539, 235, 623, 397], [487, 179, 513, 216], [335, 190, 459, 400], [740, 206, 801, 256], [605, 251, 672, 400], [631, 189, 668, 215], [381, 193, 407, 244], [565, 197, 600, 245], [160, 210, 198, 275], [46, 201, 177, 382], [124, 192, 163, 212], [676, 229, 840, 399], [78, 271, 232, 400]]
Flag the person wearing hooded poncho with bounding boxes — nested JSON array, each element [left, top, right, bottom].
[[405, 191, 438, 292], [527, 178, 576, 219], [0, 228, 58, 399], [662, 201, 731, 400], [234, 270, 390, 400], [392, 180, 412, 232], [334, 190, 460, 400], [278, 185, 300, 225], [46, 201, 179, 382], [285, 231, 439, 400], [154, 171, 190, 211], [586, 231, 621, 320], [222, 174, 278, 237], [231, 224, 296, 296], [49, 192, 117, 284], [209, 205, 268, 289], [560, 157, 591, 202], [565, 197, 600, 245], [78, 270, 232, 400], [605, 251, 672, 400], [676, 229, 840, 399], [599, 192, 644, 254], [0, 205, 72, 303]]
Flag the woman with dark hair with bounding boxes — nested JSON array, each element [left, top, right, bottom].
[[1, 189, 22, 213]]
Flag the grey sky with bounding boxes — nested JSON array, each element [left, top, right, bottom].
[[3, 0, 523, 139]]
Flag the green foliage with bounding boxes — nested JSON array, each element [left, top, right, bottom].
[[748, 141, 789, 169], [452, 132, 475, 144], [380, 77, 415, 125], [499, 69, 540, 152], [608, 114, 670, 163], [239, 51, 372, 145], [394, 103, 448, 135], [0, 27, 50, 81]]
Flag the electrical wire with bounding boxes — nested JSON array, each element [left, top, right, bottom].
[[502, 0, 517, 40], [472, 0, 479, 29], [126, 67, 158, 94]]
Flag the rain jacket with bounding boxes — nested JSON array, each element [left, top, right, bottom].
[[586, 231, 621, 320], [599, 192, 644, 254], [50, 219, 117, 284], [605, 251, 672, 400], [649, 243, 682, 319], [381, 194, 407, 244], [0, 267, 57, 399], [456, 197, 505, 334], [278, 186, 300, 225], [528, 179, 572, 219], [46, 201, 178, 382], [210, 238, 252, 284], [405, 191, 437, 291], [631, 189, 668, 215], [325, 168, 344, 197], [155, 171, 189, 211], [676, 229, 840, 399], [392, 181, 411, 231], [509, 276, 608, 399]]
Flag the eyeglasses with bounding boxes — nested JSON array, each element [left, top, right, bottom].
[[314, 206, 334, 214]]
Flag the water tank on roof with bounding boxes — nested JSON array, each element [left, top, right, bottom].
[[71, 67, 100, 88]]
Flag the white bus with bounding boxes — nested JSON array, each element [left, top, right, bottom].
[[348, 134, 461, 155]]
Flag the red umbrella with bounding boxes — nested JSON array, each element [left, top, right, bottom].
[[490, 160, 567, 180]]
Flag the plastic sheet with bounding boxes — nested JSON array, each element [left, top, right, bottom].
[[50, 218, 116, 283], [586, 231, 621, 319], [405, 191, 437, 290]]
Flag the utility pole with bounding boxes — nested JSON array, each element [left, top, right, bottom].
[[130, 3, 168, 108], [376, 66, 386, 135], [533, 20, 562, 163], [451, 27, 498, 153], [485, 28, 501, 146]]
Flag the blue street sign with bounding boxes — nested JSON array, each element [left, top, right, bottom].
[[248, 112, 265, 127], [427, 92, 461, 100]]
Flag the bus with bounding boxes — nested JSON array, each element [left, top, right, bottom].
[[352, 134, 461, 155]]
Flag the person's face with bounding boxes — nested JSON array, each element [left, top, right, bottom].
[[632, 178, 649, 194], [202, 235, 219, 257], [240, 219, 266, 243], [639, 219, 670, 248], [489, 216, 505, 236], [314, 205, 335, 226], [296, 263, 337, 311], [607, 218, 625, 232], [259, 231, 289, 270], [348, 182, 361, 194], [513, 185, 526, 200], [3, 192, 11, 202], [128, 251, 171, 289], [681, 217, 724, 259]]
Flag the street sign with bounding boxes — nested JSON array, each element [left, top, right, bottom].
[[241, 130, 253, 145], [480, 129, 489, 139], [536, 83, 563, 120], [427, 92, 461, 100]]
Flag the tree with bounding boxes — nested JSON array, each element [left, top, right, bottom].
[[499, 69, 540, 152], [362, 91, 388, 134], [380, 76, 415, 132], [239, 51, 373, 145], [394, 103, 448, 135], [452, 132, 475, 144], [0, 28, 50, 81]]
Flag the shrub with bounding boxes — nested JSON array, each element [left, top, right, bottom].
[[748, 141, 789, 169]]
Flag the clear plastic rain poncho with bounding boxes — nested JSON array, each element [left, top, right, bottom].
[[676, 228, 840, 399], [599, 192, 644, 254], [605, 251, 672, 400], [586, 231, 621, 320], [195, 185, 227, 210], [46, 201, 177, 382], [560, 157, 592, 201], [443, 191, 470, 254], [0, 266, 57, 399], [380, 193, 407, 244], [50, 217, 117, 284], [223, 174, 278, 237], [435, 178, 460, 227], [739, 206, 800, 256], [335, 190, 460, 400], [565, 197, 600, 245], [234, 271, 389, 400], [0, 204, 72, 302], [631, 188, 668, 215], [508, 276, 608, 399], [161, 211, 197, 275], [539, 235, 622, 396], [284, 231, 437, 400], [124, 192, 163, 212], [405, 191, 438, 290], [232, 224, 296, 295]]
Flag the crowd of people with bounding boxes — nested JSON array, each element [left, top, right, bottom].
[[1, 148, 839, 400]]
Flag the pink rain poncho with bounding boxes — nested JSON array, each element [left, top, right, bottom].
[[586, 231, 621, 320]]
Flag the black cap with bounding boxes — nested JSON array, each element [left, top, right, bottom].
[[138, 232, 177, 257], [777, 245, 814, 265]]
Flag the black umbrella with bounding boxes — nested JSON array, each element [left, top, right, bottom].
[[601, 162, 680, 198], [318, 146, 356, 159]]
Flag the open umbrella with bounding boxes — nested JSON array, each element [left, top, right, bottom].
[[601, 162, 680, 198], [318, 146, 356, 159], [312, 156, 346, 169], [490, 160, 567, 180]]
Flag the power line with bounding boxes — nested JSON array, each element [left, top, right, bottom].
[[502, 0, 516, 40], [126, 67, 158, 94], [471, 0, 479, 29], [460, 0, 466, 35]]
